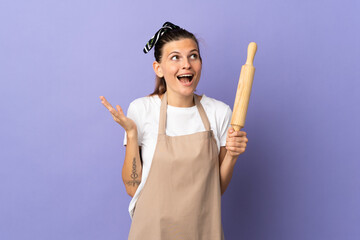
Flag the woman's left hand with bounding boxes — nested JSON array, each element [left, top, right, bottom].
[[225, 127, 248, 158]]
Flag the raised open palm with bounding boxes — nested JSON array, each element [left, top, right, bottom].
[[100, 96, 137, 132]]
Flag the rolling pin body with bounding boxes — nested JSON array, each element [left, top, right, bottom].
[[230, 42, 257, 131]]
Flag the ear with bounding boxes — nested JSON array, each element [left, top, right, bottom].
[[153, 61, 164, 78]]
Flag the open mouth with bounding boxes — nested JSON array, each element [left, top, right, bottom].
[[177, 74, 194, 84]]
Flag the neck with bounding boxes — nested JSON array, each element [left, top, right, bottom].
[[163, 92, 195, 107]]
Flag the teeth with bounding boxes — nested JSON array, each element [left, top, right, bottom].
[[178, 74, 193, 77]]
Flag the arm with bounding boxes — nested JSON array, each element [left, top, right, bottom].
[[122, 130, 142, 198], [219, 127, 248, 195], [219, 146, 237, 195], [99, 96, 142, 198]]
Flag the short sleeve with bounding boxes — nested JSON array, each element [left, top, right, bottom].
[[219, 106, 232, 147], [123, 101, 143, 146]]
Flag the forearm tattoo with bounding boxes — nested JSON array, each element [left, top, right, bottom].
[[126, 157, 141, 187]]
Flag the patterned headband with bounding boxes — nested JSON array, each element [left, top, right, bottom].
[[143, 22, 181, 54]]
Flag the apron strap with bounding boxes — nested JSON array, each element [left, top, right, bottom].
[[194, 94, 211, 131], [158, 92, 168, 135], [158, 91, 211, 135]]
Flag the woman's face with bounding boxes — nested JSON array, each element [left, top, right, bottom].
[[153, 38, 202, 98]]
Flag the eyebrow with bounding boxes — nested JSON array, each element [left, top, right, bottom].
[[168, 49, 199, 56]]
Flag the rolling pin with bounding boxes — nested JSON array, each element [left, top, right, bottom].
[[230, 42, 257, 131]]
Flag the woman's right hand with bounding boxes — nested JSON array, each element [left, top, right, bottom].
[[100, 96, 137, 134]]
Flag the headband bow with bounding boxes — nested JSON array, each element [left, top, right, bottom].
[[143, 22, 181, 54]]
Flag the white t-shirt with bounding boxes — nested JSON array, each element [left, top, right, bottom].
[[123, 94, 232, 219]]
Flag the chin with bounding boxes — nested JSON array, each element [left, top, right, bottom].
[[180, 89, 197, 97]]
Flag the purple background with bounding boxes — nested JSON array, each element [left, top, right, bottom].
[[1, 0, 359, 239]]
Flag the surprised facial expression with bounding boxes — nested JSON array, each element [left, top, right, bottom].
[[153, 38, 202, 98]]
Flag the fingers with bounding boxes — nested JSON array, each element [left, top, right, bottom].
[[229, 130, 247, 137], [228, 129, 248, 140], [100, 96, 129, 127], [100, 96, 115, 111], [116, 105, 124, 115], [228, 126, 235, 133], [100, 96, 124, 117], [226, 140, 246, 154], [226, 146, 246, 156], [227, 135, 248, 143], [226, 146, 246, 154], [226, 140, 247, 148], [226, 129, 248, 155], [227, 135, 248, 142]]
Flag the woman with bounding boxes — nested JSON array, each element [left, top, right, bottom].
[[100, 22, 248, 239]]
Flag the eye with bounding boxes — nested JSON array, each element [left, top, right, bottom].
[[190, 53, 198, 59], [171, 55, 179, 60]]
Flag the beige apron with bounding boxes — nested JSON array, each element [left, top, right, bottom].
[[128, 91, 225, 240]]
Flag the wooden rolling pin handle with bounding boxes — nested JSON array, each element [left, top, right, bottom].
[[231, 125, 242, 132], [245, 42, 257, 65], [230, 42, 257, 132]]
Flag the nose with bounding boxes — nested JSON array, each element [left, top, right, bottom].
[[182, 58, 191, 69]]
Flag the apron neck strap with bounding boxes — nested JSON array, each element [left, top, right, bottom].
[[158, 91, 211, 135]]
